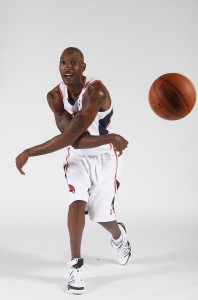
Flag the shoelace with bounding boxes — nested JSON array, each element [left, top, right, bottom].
[[67, 260, 89, 285], [68, 267, 85, 285], [116, 240, 131, 258]]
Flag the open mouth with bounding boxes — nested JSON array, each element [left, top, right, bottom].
[[64, 73, 73, 79]]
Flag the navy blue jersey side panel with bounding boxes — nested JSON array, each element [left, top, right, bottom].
[[116, 180, 120, 190], [98, 109, 113, 135]]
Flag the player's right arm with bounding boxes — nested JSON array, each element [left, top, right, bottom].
[[47, 87, 72, 132], [47, 87, 128, 155]]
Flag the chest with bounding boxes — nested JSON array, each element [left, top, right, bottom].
[[63, 94, 83, 115]]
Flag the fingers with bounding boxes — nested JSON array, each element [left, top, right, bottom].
[[113, 147, 123, 156], [15, 152, 28, 175], [18, 167, 25, 175], [113, 141, 128, 156], [118, 150, 123, 157], [16, 160, 25, 175], [111, 134, 129, 156]]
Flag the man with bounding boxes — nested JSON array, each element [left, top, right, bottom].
[[16, 47, 131, 294]]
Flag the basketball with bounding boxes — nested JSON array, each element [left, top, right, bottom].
[[149, 73, 196, 120]]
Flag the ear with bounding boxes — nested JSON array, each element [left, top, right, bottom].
[[82, 63, 86, 72]]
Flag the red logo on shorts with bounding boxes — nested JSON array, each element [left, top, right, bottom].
[[68, 184, 75, 193]]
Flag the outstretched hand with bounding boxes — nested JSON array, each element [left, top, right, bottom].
[[15, 151, 29, 175], [110, 134, 129, 156]]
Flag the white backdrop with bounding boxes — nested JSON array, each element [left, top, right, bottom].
[[0, 0, 198, 299]]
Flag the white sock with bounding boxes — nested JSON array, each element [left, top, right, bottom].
[[112, 233, 123, 246]]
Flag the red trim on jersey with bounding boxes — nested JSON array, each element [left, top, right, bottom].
[[58, 84, 64, 100], [64, 147, 71, 184], [113, 149, 118, 193]]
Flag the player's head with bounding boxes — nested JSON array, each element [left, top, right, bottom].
[[59, 47, 86, 86], [62, 47, 85, 62]]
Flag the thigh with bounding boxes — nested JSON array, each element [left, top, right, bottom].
[[88, 151, 122, 222], [64, 154, 91, 204]]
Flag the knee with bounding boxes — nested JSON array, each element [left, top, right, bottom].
[[70, 200, 86, 211]]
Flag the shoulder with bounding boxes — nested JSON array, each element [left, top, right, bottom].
[[83, 79, 111, 111], [47, 85, 61, 101], [84, 80, 107, 100], [47, 85, 64, 115]]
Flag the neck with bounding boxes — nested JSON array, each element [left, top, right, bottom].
[[67, 76, 85, 101]]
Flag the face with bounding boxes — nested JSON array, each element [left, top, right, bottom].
[[59, 50, 86, 86]]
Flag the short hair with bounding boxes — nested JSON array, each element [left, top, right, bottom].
[[61, 47, 84, 62]]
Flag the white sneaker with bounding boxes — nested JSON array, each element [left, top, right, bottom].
[[111, 222, 131, 265], [67, 258, 85, 294]]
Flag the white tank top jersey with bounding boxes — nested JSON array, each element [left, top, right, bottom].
[[58, 76, 115, 156]]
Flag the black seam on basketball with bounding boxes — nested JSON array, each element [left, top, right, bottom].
[[154, 81, 184, 118], [161, 77, 189, 112]]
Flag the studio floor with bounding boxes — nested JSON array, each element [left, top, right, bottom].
[[1, 220, 198, 300]]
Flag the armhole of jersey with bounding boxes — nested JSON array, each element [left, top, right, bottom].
[[58, 84, 64, 101]]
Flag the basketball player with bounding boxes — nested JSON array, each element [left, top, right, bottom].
[[16, 47, 131, 294]]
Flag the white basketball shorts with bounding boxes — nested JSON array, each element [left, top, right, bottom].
[[63, 147, 122, 222]]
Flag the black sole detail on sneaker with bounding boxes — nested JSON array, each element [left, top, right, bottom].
[[68, 284, 84, 291], [67, 285, 85, 294]]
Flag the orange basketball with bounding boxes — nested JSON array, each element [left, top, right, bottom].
[[149, 73, 196, 120]]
